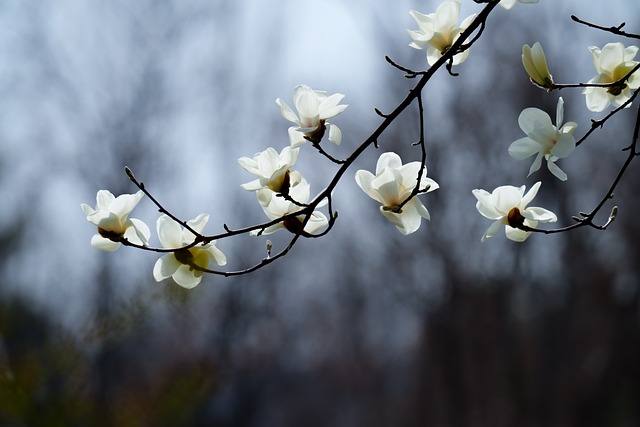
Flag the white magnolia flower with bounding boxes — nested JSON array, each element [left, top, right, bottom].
[[583, 42, 640, 112], [522, 42, 554, 89], [472, 181, 557, 242], [153, 214, 226, 289], [253, 178, 328, 236], [276, 85, 348, 146], [81, 190, 150, 251], [499, 0, 539, 10], [238, 146, 301, 193], [408, 0, 476, 66], [509, 97, 577, 181], [355, 152, 439, 235]]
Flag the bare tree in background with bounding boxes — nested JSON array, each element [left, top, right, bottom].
[[1, 1, 640, 426]]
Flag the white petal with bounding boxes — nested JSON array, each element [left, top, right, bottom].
[[518, 107, 552, 134], [328, 124, 342, 145], [523, 206, 557, 222], [509, 137, 541, 160], [318, 94, 347, 119], [528, 152, 544, 176], [584, 87, 610, 112], [187, 213, 209, 235], [110, 191, 144, 219], [288, 127, 307, 148], [276, 98, 299, 124], [376, 152, 402, 174], [355, 170, 377, 200], [521, 181, 541, 208], [81, 203, 96, 218], [599, 43, 625, 74], [172, 264, 201, 289], [372, 169, 402, 206], [546, 159, 567, 181], [95, 190, 116, 210], [303, 211, 329, 234], [156, 215, 183, 248], [91, 234, 121, 251], [472, 189, 502, 220], [556, 97, 564, 126], [550, 133, 576, 158], [153, 253, 180, 281], [493, 185, 524, 214], [126, 218, 150, 245], [434, 0, 460, 32], [206, 243, 227, 266], [505, 226, 532, 242], [380, 206, 423, 235], [481, 220, 504, 242], [240, 179, 263, 191], [237, 156, 260, 175]]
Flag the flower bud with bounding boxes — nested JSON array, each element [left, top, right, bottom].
[[522, 42, 554, 89]]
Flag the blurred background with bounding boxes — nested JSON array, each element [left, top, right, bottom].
[[1, 0, 639, 426]]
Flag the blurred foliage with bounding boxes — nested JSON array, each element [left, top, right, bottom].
[[0, 297, 219, 427]]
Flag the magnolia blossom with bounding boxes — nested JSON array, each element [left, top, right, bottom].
[[276, 85, 348, 146], [583, 42, 640, 112], [81, 190, 150, 251], [355, 152, 439, 235], [508, 97, 577, 181], [253, 178, 328, 236], [499, 0, 539, 10], [522, 42, 553, 89], [153, 214, 226, 289], [472, 181, 556, 242], [238, 146, 301, 193], [408, 0, 476, 66]]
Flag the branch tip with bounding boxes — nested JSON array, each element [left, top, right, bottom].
[[124, 166, 135, 182]]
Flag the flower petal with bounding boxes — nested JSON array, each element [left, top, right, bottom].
[[276, 98, 299, 124], [481, 219, 504, 242], [153, 253, 180, 281], [509, 137, 541, 160], [521, 181, 541, 208], [523, 206, 557, 222], [518, 107, 552, 134], [328, 123, 342, 145], [157, 215, 183, 248], [172, 264, 201, 289], [91, 234, 121, 251], [546, 160, 567, 181]]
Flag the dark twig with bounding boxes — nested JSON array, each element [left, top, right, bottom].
[[528, 104, 640, 234], [576, 87, 640, 147], [118, 1, 502, 277], [571, 15, 640, 39]]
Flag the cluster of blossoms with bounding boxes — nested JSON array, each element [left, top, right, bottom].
[[83, 0, 640, 286], [407, 0, 639, 242], [82, 191, 226, 288]]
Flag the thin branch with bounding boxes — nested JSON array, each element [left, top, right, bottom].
[[576, 87, 640, 147], [571, 15, 640, 39], [529, 103, 640, 234], [551, 63, 640, 93], [125, 166, 203, 240], [118, 1, 501, 277], [309, 140, 347, 164]]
